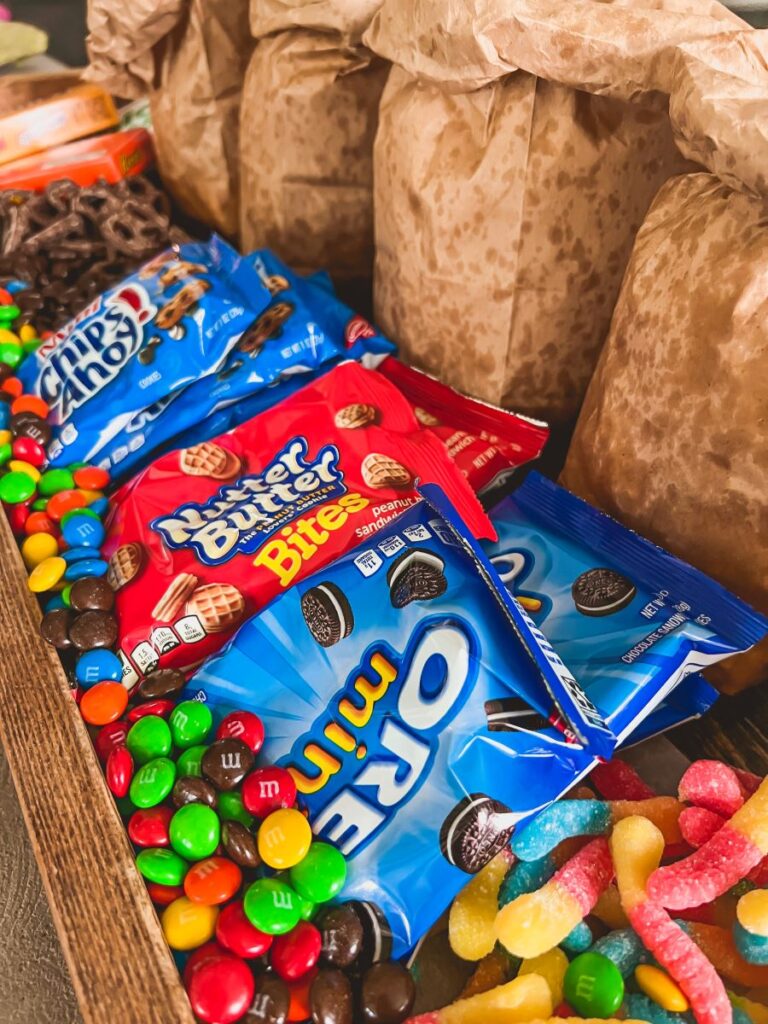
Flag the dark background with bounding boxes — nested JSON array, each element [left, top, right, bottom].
[[12, 0, 88, 65]]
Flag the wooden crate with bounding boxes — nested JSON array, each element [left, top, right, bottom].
[[0, 509, 195, 1024]]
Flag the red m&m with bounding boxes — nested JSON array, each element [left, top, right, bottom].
[[242, 766, 296, 818]]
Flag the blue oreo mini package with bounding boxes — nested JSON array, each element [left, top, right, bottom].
[[183, 485, 713, 957], [483, 472, 768, 742], [102, 249, 394, 480], [20, 236, 272, 469]]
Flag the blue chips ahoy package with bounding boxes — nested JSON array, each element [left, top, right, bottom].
[[93, 249, 395, 480], [181, 478, 768, 956], [20, 235, 271, 469], [483, 473, 768, 745]]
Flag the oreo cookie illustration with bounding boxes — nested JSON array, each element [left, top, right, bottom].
[[386, 548, 447, 610], [571, 567, 637, 617], [301, 581, 354, 647], [439, 793, 516, 874]]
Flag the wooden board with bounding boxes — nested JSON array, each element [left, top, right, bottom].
[[0, 511, 194, 1024]]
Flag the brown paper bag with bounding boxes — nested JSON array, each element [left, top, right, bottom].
[[86, 0, 249, 238], [240, 0, 388, 306], [365, 0, 748, 423], [149, 0, 250, 238], [562, 172, 768, 694]]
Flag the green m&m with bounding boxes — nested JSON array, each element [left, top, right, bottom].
[[169, 700, 213, 749], [176, 744, 208, 778], [217, 790, 254, 829], [0, 470, 35, 504], [169, 803, 220, 861], [243, 878, 301, 935], [289, 842, 347, 903], [563, 952, 624, 1018], [38, 468, 75, 496], [136, 848, 188, 887], [126, 716, 172, 765], [129, 757, 176, 809]]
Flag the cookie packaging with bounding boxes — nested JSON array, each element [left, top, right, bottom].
[[19, 235, 272, 468], [181, 480, 767, 956], [104, 361, 495, 681]]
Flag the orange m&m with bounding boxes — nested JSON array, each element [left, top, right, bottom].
[[73, 466, 110, 491], [46, 489, 87, 521], [184, 857, 242, 906], [80, 682, 128, 726], [11, 394, 49, 419]]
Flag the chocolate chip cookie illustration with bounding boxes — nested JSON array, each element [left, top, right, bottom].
[[301, 581, 354, 647], [155, 278, 210, 331], [138, 250, 175, 279], [334, 403, 378, 430], [107, 542, 145, 590], [386, 549, 447, 609], [238, 301, 295, 354], [361, 453, 412, 490], [439, 793, 516, 874], [186, 583, 246, 634], [571, 567, 636, 617], [179, 442, 241, 480], [265, 273, 289, 295], [158, 260, 208, 289]]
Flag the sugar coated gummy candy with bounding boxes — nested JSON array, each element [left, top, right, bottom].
[[560, 919, 592, 954], [609, 815, 731, 1024], [624, 992, 690, 1024], [649, 778, 768, 910], [678, 760, 745, 818], [449, 851, 512, 962], [458, 949, 509, 999], [495, 837, 613, 958], [683, 920, 768, 988], [590, 927, 648, 977], [679, 806, 727, 848], [498, 855, 555, 907], [734, 889, 768, 964], [511, 802, 611, 861], [590, 758, 656, 801], [518, 947, 568, 1005], [404, 973, 552, 1023]]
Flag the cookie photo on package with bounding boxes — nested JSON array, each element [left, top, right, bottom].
[[379, 357, 549, 501], [19, 234, 273, 469], [103, 249, 396, 481], [180, 481, 757, 959], [104, 362, 496, 683]]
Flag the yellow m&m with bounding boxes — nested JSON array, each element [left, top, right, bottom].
[[257, 808, 312, 869], [27, 556, 66, 593], [21, 532, 58, 570], [161, 896, 218, 951], [635, 964, 689, 1012]]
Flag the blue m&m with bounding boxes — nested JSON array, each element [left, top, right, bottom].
[[75, 649, 123, 689], [61, 512, 105, 549]]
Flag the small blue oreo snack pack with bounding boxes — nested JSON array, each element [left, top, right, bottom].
[[19, 236, 273, 468], [482, 473, 768, 743], [183, 480, 766, 956]]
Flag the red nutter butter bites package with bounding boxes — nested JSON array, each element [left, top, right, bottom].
[[105, 362, 495, 684], [379, 357, 549, 499]]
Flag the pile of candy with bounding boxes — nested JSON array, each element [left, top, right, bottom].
[[427, 756, 768, 1024], [94, 696, 416, 1024]]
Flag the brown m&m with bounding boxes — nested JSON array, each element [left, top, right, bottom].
[[202, 739, 254, 791]]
